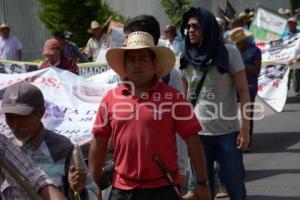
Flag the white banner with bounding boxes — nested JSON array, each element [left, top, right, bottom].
[[250, 7, 287, 42], [256, 63, 289, 115], [0, 68, 118, 145], [255, 7, 286, 34], [259, 34, 300, 64]]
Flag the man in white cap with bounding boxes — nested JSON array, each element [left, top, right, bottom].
[[89, 31, 211, 200], [0, 23, 22, 61], [281, 17, 300, 95], [0, 81, 99, 199], [84, 20, 108, 61], [281, 17, 299, 38]]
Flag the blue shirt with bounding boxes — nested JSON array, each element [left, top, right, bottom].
[[281, 29, 300, 39], [241, 44, 261, 88]]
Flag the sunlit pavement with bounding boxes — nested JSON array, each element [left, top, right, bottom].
[[243, 91, 300, 200]]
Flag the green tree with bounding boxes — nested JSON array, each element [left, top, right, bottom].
[[291, 0, 300, 14], [159, 0, 192, 28], [37, 0, 127, 47]]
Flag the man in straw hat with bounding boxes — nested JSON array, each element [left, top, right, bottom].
[[89, 31, 211, 200], [123, 14, 189, 190], [180, 7, 250, 200], [84, 20, 108, 61], [0, 81, 99, 199], [229, 27, 261, 151], [0, 23, 22, 61]]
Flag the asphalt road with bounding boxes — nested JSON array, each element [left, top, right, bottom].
[[221, 92, 300, 200]]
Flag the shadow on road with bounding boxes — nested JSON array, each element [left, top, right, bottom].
[[247, 195, 300, 200], [286, 96, 300, 104], [251, 132, 300, 153], [245, 169, 300, 182]]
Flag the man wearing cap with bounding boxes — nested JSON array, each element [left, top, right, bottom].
[[180, 7, 250, 200], [84, 20, 108, 61], [89, 31, 211, 200], [0, 134, 67, 199], [54, 31, 88, 63], [0, 81, 99, 199], [281, 17, 299, 39], [40, 38, 79, 74], [281, 17, 300, 95], [0, 23, 22, 61], [229, 27, 261, 150]]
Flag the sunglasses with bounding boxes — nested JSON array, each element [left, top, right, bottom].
[[186, 23, 201, 31]]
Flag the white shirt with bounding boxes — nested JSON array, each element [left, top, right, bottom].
[[0, 35, 22, 61], [84, 34, 107, 61]]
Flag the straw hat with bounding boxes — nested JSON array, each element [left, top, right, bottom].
[[88, 20, 100, 33], [106, 31, 175, 78], [88, 17, 112, 33], [0, 23, 10, 30], [228, 27, 252, 44], [238, 12, 248, 20]]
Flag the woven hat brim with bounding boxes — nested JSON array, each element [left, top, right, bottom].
[[106, 46, 175, 78]]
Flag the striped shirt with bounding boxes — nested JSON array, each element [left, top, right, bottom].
[[13, 128, 99, 200], [0, 134, 53, 200]]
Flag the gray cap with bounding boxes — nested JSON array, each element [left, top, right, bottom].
[[0, 81, 44, 115]]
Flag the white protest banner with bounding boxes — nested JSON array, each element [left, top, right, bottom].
[[253, 33, 300, 117], [0, 67, 116, 145], [0, 60, 39, 74], [255, 62, 290, 118], [250, 6, 286, 42], [78, 62, 109, 77], [0, 59, 110, 77], [258, 33, 300, 64]]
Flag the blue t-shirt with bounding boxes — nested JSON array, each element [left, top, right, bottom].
[[281, 29, 300, 39], [241, 44, 261, 88]]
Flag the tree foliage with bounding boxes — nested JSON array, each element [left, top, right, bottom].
[[291, 0, 300, 14], [159, 0, 193, 28], [37, 0, 127, 47]]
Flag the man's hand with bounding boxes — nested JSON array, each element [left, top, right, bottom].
[[237, 127, 250, 149], [68, 165, 86, 193]]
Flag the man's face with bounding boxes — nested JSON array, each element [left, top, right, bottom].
[[44, 49, 61, 64], [0, 28, 10, 38], [92, 27, 101, 37], [187, 17, 202, 44], [5, 108, 44, 142], [288, 21, 297, 32], [124, 49, 156, 87]]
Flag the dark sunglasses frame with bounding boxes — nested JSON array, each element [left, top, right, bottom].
[[186, 23, 201, 31]]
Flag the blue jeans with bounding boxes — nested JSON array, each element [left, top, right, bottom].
[[188, 132, 246, 200]]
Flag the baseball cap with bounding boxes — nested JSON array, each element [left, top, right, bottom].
[[0, 81, 44, 115], [42, 38, 61, 56], [288, 17, 297, 24]]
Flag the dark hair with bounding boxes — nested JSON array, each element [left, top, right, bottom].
[[124, 14, 160, 45], [54, 31, 65, 40]]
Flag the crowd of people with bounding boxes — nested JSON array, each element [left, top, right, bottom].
[[0, 4, 298, 200]]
